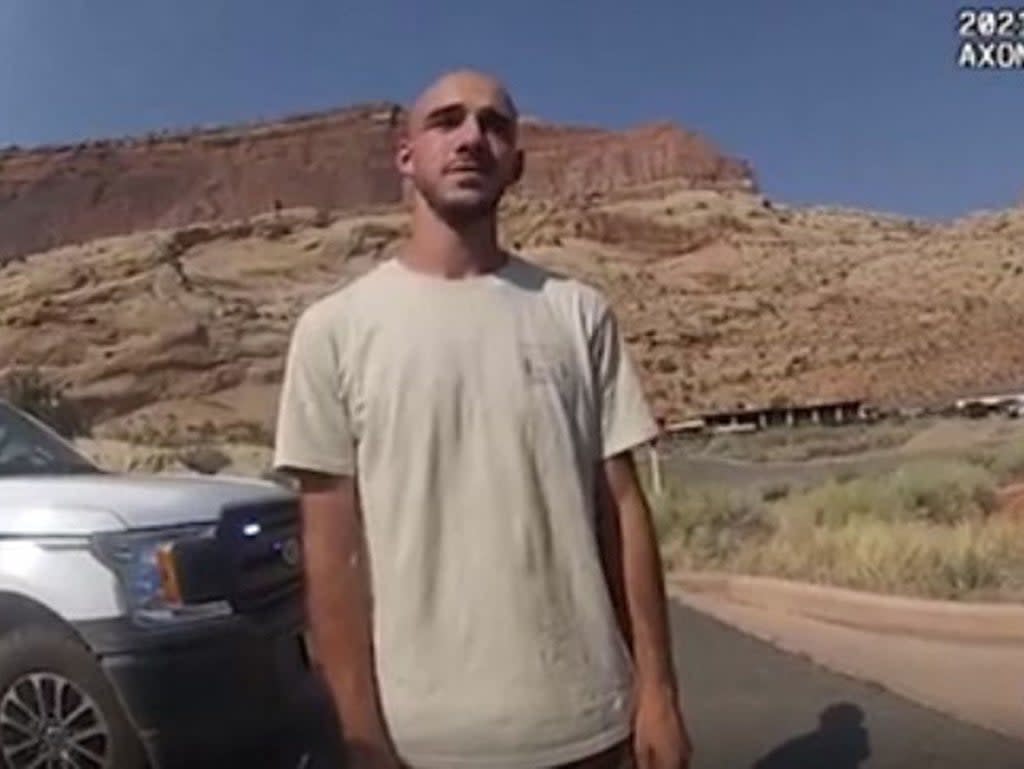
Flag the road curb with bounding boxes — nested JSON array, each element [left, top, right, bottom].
[[668, 571, 1024, 644]]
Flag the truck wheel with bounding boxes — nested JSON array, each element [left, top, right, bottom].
[[0, 626, 148, 769]]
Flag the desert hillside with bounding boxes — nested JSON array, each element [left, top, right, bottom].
[[0, 103, 754, 262], [3, 103, 1024, 449], [3, 180, 1024, 448]]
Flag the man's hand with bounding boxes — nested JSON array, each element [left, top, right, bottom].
[[632, 684, 694, 769], [344, 741, 408, 769]]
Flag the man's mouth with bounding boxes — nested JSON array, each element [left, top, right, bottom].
[[446, 161, 490, 175]]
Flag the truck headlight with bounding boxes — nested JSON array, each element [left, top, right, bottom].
[[91, 525, 232, 624]]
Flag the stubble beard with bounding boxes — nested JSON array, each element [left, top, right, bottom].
[[419, 178, 504, 228]]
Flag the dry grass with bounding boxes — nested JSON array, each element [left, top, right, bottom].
[[776, 459, 999, 526], [650, 451, 1024, 601], [964, 438, 1024, 483], [729, 518, 1024, 601]]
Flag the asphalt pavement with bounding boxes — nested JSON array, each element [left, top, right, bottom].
[[288, 600, 1024, 769], [670, 601, 1024, 768]]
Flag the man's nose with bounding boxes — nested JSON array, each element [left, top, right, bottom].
[[455, 114, 485, 146]]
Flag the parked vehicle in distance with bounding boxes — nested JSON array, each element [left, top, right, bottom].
[[0, 399, 332, 768]]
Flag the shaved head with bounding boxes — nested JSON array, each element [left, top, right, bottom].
[[407, 70, 519, 138], [397, 69, 524, 226]]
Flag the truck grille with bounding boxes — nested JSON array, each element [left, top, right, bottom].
[[216, 498, 303, 615]]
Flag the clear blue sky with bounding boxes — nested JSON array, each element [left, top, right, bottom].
[[0, 0, 1016, 220]]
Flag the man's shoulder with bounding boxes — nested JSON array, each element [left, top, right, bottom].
[[511, 253, 612, 318], [293, 260, 395, 328]]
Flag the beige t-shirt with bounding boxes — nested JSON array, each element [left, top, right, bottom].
[[273, 254, 659, 769]]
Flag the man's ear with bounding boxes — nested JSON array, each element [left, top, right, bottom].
[[396, 138, 413, 177]]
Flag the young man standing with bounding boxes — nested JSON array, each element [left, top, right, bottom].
[[273, 70, 693, 769]]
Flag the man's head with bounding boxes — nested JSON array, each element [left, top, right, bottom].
[[397, 70, 524, 226]]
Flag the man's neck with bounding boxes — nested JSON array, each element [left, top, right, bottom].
[[401, 202, 507, 279]]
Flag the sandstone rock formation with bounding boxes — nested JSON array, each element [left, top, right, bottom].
[[4, 188, 1024, 450], [0, 104, 754, 262], [3, 102, 1022, 453]]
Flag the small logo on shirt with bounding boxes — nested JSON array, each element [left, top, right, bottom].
[[521, 343, 567, 385]]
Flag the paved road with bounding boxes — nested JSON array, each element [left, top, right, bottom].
[[289, 600, 1024, 769], [670, 601, 1024, 769]]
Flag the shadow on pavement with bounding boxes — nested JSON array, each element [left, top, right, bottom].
[[752, 702, 871, 769]]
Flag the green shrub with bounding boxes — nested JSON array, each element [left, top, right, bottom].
[[963, 447, 999, 471], [773, 460, 997, 529], [760, 482, 791, 503], [833, 467, 862, 484], [886, 460, 997, 524], [652, 483, 772, 567], [990, 439, 1024, 482]]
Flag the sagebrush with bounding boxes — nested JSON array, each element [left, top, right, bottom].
[[652, 458, 1024, 600]]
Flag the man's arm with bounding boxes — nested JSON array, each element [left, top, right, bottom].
[[597, 450, 693, 769], [296, 470, 401, 769], [586, 296, 692, 765], [596, 451, 677, 699]]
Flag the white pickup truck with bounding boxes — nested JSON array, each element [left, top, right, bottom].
[[0, 399, 337, 768]]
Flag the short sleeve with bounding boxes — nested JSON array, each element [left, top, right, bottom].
[[272, 306, 358, 477], [590, 302, 660, 459]]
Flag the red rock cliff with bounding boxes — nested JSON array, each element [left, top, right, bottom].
[[0, 103, 756, 260]]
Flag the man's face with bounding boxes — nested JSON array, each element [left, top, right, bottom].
[[398, 74, 523, 224]]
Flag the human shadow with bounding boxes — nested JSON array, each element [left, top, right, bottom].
[[752, 702, 871, 769]]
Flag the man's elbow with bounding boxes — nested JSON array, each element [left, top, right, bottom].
[[600, 450, 647, 508], [293, 472, 361, 578]]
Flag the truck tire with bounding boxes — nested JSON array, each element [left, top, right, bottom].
[[0, 625, 148, 769]]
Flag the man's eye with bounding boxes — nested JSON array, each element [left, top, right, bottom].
[[430, 110, 464, 129], [479, 113, 513, 139], [486, 120, 512, 139]]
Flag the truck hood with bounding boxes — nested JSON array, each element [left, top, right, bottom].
[[0, 472, 296, 533]]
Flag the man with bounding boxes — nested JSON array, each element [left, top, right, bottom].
[[273, 69, 693, 769]]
